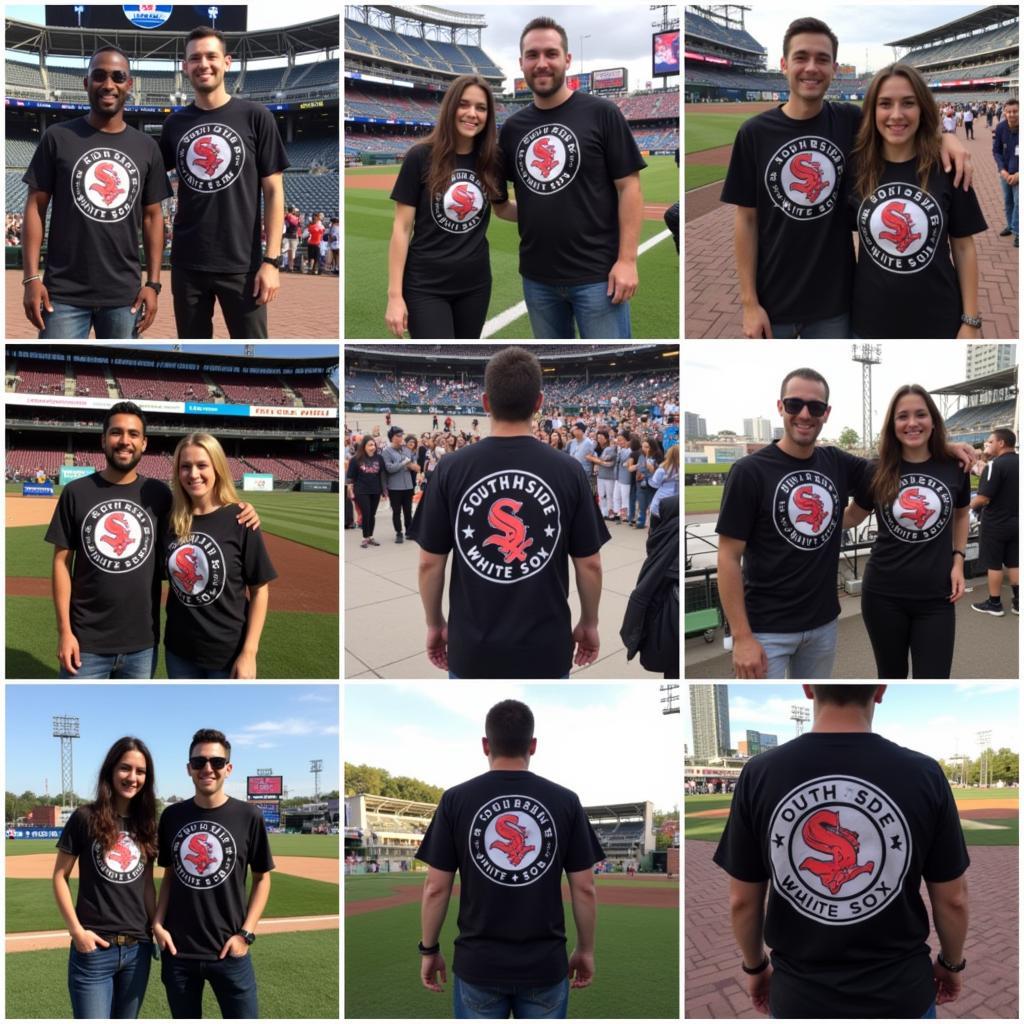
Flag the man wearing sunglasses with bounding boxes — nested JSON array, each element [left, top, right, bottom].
[[21, 47, 171, 339], [153, 729, 274, 1018]]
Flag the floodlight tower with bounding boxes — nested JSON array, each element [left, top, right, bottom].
[[53, 715, 80, 808], [977, 730, 992, 788], [660, 684, 680, 715], [790, 705, 810, 736], [310, 759, 323, 802], [851, 344, 882, 450]]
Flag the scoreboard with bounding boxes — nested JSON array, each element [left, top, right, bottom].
[[592, 67, 628, 93], [247, 775, 283, 797], [45, 5, 248, 32]]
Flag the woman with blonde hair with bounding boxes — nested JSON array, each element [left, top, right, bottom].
[[647, 444, 679, 531], [164, 433, 277, 678]]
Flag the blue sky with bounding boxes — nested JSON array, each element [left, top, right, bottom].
[[686, 684, 1020, 762], [6, 685, 339, 801], [344, 683, 682, 811]]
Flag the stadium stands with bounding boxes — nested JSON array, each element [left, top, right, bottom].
[[113, 367, 211, 403], [901, 22, 1020, 67], [345, 18, 503, 78], [684, 10, 765, 58], [617, 92, 680, 119], [945, 399, 1017, 434]]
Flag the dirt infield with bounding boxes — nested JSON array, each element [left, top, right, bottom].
[[6, 494, 55, 527], [688, 798, 1020, 820], [346, 879, 678, 917]]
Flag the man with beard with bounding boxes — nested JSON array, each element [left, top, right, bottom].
[[45, 402, 258, 679], [498, 17, 646, 339], [21, 47, 170, 338], [160, 27, 289, 338]]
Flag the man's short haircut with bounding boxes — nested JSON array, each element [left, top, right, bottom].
[[484, 347, 542, 422], [783, 17, 838, 61], [1005, 97, 1019, 108], [103, 401, 147, 436], [189, 728, 231, 759], [991, 427, 1016, 448], [520, 16, 568, 54], [780, 367, 830, 404], [485, 700, 535, 758], [812, 685, 874, 707], [89, 46, 132, 69], [186, 26, 227, 54]]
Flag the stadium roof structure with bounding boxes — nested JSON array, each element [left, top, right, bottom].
[[886, 4, 1018, 49], [582, 801, 650, 821], [931, 365, 1017, 397], [4, 16, 338, 62], [357, 794, 438, 816], [375, 4, 488, 28], [7, 343, 338, 371]]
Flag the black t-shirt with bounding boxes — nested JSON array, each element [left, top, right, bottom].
[[720, 102, 860, 323], [498, 91, 647, 285], [57, 807, 151, 941], [714, 732, 969, 1019], [23, 118, 171, 307], [163, 505, 278, 670], [413, 437, 611, 677], [160, 98, 290, 273], [855, 459, 970, 599], [157, 797, 274, 959], [44, 473, 172, 654], [716, 442, 870, 632], [851, 161, 987, 338], [346, 453, 386, 495], [978, 452, 1019, 532], [390, 143, 507, 295], [416, 770, 605, 986]]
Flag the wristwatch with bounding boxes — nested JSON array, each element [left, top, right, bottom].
[[237, 929, 256, 945], [937, 952, 965, 972], [144, 281, 162, 295], [960, 312, 983, 329], [418, 940, 441, 955], [741, 954, 770, 974], [262, 255, 281, 268]]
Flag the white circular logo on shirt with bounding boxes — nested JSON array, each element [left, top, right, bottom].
[[768, 775, 911, 925], [515, 124, 580, 195], [167, 533, 226, 605], [880, 474, 953, 543], [772, 471, 839, 550], [432, 170, 486, 233], [858, 184, 943, 273], [81, 499, 155, 573], [93, 831, 145, 884], [764, 137, 844, 220], [171, 820, 236, 889], [176, 124, 245, 192], [469, 795, 558, 887], [70, 148, 142, 222], [454, 469, 561, 584]]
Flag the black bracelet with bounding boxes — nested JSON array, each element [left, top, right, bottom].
[[952, 549, 966, 559], [741, 955, 770, 975], [418, 941, 441, 955], [937, 952, 966, 972]]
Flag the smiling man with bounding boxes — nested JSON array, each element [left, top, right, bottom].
[[21, 47, 170, 339]]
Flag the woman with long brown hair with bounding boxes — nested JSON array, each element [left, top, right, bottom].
[[849, 63, 987, 339], [53, 737, 158, 1018], [842, 385, 970, 677], [386, 74, 517, 338]]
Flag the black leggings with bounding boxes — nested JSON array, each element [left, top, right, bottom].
[[355, 492, 380, 538], [405, 281, 491, 339], [861, 589, 955, 678], [390, 490, 413, 534]]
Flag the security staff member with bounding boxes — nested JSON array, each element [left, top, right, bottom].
[[970, 428, 1019, 616], [714, 685, 969, 1018]]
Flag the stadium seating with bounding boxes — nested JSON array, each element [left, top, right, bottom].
[[283, 173, 340, 219], [6, 136, 38, 168], [10, 357, 67, 394], [617, 92, 680, 119], [344, 18, 503, 77], [901, 22, 1020, 67], [5, 59, 45, 93], [285, 138, 340, 169], [6, 447, 66, 477], [945, 399, 1017, 433], [114, 367, 211, 403], [685, 10, 765, 55], [72, 369, 111, 398]]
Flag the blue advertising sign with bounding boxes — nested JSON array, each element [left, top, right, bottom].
[[22, 482, 55, 496], [184, 402, 250, 417], [8, 828, 63, 839], [122, 5, 173, 30]]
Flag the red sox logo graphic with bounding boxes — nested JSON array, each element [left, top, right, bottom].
[[897, 487, 933, 529], [483, 498, 534, 564], [88, 163, 126, 206], [878, 201, 922, 253], [515, 124, 580, 195], [94, 831, 144, 884], [82, 499, 152, 573], [787, 153, 829, 204], [792, 485, 827, 534], [177, 123, 245, 193], [774, 472, 838, 550], [471, 795, 557, 887], [172, 547, 204, 593], [433, 171, 486, 234], [191, 136, 224, 177], [488, 814, 536, 866], [530, 138, 560, 178], [769, 776, 910, 925], [798, 809, 875, 895], [172, 820, 235, 888], [880, 476, 951, 542], [448, 183, 478, 220], [108, 835, 135, 871], [100, 512, 134, 555], [166, 532, 225, 604], [184, 833, 219, 874]]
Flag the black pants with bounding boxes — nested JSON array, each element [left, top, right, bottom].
[[965, 121, 974, 138], [861, 589, 955, 678], [172, 266, 268, 339], [664, 201, 680, 252], [390, 489, 413, 534], [355, 492, 380, 538], [405, 281, 491, 339]]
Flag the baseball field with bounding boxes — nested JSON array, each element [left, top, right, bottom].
[[345, 871, 679, 1018], [5, 832, 339, 1018], [344, 155, 680, 339], [4, 486, 339, 680]]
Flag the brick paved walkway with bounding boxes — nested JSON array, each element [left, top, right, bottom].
[[5, 268, 339, 340], [684, 127, 1019, 339], [685, 839, 1018, 1018]]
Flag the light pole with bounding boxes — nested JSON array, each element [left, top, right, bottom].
[[578, 34, 591, 77]]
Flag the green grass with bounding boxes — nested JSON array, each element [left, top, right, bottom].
[[686, 164, 727, 191], [7, 833, 339, 859], [684, 484, 724, 514], [345, 898, 677, 1018], [6, 525, 49, 578], [685, 113, 750, 154], [6, 874, 337, 934], [344, 156, 679, 340], [5, 930, 338, 1019]]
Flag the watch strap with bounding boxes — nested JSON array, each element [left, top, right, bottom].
[[938, 952, 966, 972], [418, 941, 441, 955], [741, 955, 770, 975]]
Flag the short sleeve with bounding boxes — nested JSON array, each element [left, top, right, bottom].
[[143, 139, 173, 206], [498, 122, 515, 182], [415, 794, 459, 871], [948, 177, 987, 238], [493, 149, 509, 203], [157, 810, 172, 867], [954, 467, 971, 508], [23, 129, 57, 194], [921, 770, 970, 883], [44, 486, 75, 549], [715, 461, 759, 541], [602, 101, 647, 180], [853, 460, 878, 511], [56, 808, 85, 856], [567, 464, 611, 558], [838, 449, 872, 498], [414, 458, 455, 555], [159, 123, 175, 171], [248, 808, 276, 872], [720, 122, 757, 207], [712, 766, 770, 882], [978, 459, 1001, 500], [563, 798, 605, 872], [241, 523, 278, 587], [254, 105, 290, 176], [390, 145, 425, 207]]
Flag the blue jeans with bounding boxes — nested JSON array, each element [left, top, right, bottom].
[[522, 277, 631, 339], [453, 976, 569, 1019], [1000, 177, 1019, 235], [752, 618, 838, 678], [68, 941, 152, 1019], [769, 312, 851, 339], [635, 485, 654, 527], [40, 301, 140, 340], [161, 951, 257, 1019], [165, 648, 232, 679], [59, 648, 157, 680]]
